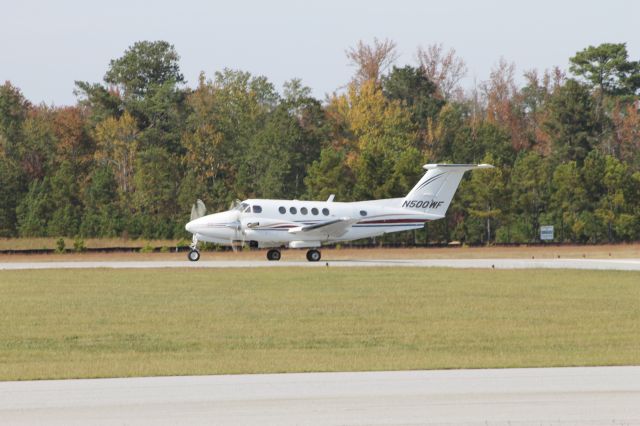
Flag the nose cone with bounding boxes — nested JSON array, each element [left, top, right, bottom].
[[185, 211, 239, 235], [185, 215, 210, 234]]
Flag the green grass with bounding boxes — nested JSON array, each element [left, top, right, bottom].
[[1, 268, 639, 381]]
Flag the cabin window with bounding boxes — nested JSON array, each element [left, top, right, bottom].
[[253, 205, 262, 213], [359, 210, 367, 216], [311, 207, 319, 215], [322, 208, 330, 216], [290, 207, 297, 214], [279, 206, 286, 214], [300, 207, 308, 215]]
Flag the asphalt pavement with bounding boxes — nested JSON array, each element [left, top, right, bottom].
[[1, 367, 639, 425]]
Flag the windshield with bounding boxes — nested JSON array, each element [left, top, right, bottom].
[[234, 202, 250, 212]]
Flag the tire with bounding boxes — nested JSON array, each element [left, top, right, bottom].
[[267, 249, 281, 261], [306, 249, 321, 262], [188, 250, 200, 262]]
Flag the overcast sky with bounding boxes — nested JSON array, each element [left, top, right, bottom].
[[2, 0, 639, 105]]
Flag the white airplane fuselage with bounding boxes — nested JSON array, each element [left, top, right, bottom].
[[186, 198, 440, 249]]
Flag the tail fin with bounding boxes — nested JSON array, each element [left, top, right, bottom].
[[401, 164, 493, 216]]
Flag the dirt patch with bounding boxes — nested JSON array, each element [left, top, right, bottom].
[[1, 244, 638, 262]]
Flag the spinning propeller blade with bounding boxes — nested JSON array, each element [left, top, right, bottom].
[[190, 199, 206, 221]]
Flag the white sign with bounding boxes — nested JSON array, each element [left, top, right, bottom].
[[540, 225, 554, 241]]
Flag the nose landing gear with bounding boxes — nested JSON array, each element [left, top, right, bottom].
[[266, 249, 281, 261], [306, 249, 321, 262], [188, 250, 200, 261], [188, 235, 200, 261]]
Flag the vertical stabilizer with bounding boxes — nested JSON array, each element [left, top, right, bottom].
[[401, 164, 493, 217]]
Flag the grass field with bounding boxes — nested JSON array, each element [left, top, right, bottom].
[[1, 267, 639, 381]]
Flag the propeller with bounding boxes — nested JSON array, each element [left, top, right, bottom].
[[190, 199, 206, 221], [224, 209, 245, 253]]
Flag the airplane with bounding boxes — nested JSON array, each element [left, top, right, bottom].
[[185, 163, 493, 261]]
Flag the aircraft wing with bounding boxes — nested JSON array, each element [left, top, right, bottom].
[[288, 217, 359, 238]]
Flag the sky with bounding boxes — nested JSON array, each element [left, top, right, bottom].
[[1, 0, 639, 106]]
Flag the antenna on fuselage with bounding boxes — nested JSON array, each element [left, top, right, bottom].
[[327, 194, 335, 202]]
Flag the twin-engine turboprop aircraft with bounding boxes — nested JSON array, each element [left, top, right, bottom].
[[185, 163, 493, 261]]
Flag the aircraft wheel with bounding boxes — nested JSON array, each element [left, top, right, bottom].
[[267, 249, 281, 261], [188, 250, 200, 262], [306, 249, 321, 262]]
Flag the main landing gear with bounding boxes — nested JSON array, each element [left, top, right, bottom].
[[306, 249, 321, 262], [266, 249, 281, 261], [265, 248, 321, 262], [188, 235, 200, 262]]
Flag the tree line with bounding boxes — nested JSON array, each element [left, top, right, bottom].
[[1, 39, 639, 244]]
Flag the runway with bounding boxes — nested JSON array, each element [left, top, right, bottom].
[[1, 367, 639, 425], [2, 257, 640, 270]]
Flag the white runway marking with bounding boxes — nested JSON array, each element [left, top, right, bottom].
[[1, 367, 639, 425], [1, 258, 640, 270]]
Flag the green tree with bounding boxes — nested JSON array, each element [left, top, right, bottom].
[[0, 82, 30, 160], [47, 161, 83, 236], [17, 109, 57, 180], [80, 166, 122, 237], [382, 65, 444, 137], [595, 155, 636, 241], [104, 40, 184, 98], [510, 152, 550, 242], [131, 147, 179, 238], [570, 43, 640, 98], [16, 179, 53, 237], [459, 154, 507, 244], [550, 161, 587, 241], [94, 112, 139, 195], [0, 158, 24, 236], [304, 148, 354, 201], [543, 79, 598, 164]]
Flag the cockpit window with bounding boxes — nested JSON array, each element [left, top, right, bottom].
[[252, 205, 262, 213], [235, 202, 250, 212], [242, 204, 251, 213]]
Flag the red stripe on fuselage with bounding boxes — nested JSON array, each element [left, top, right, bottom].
[[358, 218, 428, 225]]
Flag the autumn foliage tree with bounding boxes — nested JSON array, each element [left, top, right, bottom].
[[0, 39, 639, 244]]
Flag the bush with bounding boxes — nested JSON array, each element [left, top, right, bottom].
[[55, 238, 66, 254], [140, 242, 154, 253], [73, 236, 86, 252]]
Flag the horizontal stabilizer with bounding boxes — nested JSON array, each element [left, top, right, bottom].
[[423, 163, 494, 170]]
